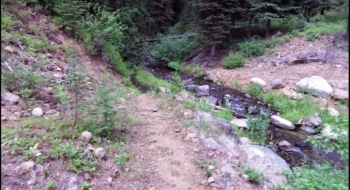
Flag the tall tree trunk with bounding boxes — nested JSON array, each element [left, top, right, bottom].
[[265, 19, 271, 38], [210, 43, 216, 56], [248, 19, 252, 39]]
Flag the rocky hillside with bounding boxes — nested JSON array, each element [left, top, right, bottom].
[[1, 1, 349, 190]]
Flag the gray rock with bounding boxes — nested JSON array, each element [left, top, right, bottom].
[[217, 135, 239, 149], [67, 176, 84, 190], [296, 76, 333, 98], [270, 115, 295, 130], [159, 86, 170, 94], [4, 46, 14, 53], [283, 89, 303, 100], [220, 164, 238, 179], [94, 147, 106, 159], [230, 118, 248, 128], [250, 77, 266, 88], [271, 79, 285, 89], [240, 137, 251, 145], [81, 131, 92, 142], [321, 124, 347, 140], [323, 107, 339, 117], [1, 92, 19, 104], [300, 126, 317, 134], [208, 177, 215, 183], [44, 87, 54, 95], [185, 133, 197, 141], [204, 138, 221, 150], [245, 94, 252, 99], [32, 108, 43, 117], [16, 160, 35, 171], [303, 114, 322, 127], [239, 145, 291, 187], [204, 71, 215, 82], [195, 85, 210, 97], [8, 115, 18, 121], [277, 140, 291, 147], [174, 90, 189, 101], [206, 96, 218, 105], [332, 88, 348, 100], [31, 164, 45, 183]]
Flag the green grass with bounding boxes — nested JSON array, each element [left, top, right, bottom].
[[245, 167, 263, 183], [115, 150, 133, 167], [281, 162, 349, 190], [1, 12, 19, 31], [134, 69, 173, 90], [6, 32, 53, 52], [244, 84, 263, 98], [263, 92, 320, 123], [222, 52, 245, 69], [292, 19, 347, 41]]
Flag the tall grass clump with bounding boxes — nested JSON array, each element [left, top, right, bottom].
[[222, 52, 245, 69]]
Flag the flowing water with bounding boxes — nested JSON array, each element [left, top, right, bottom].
[[140, 63, 344, 169]]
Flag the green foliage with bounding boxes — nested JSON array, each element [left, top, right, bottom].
[[7, 32, 53, 52], [115, 151, 133, 167], [168, 61, 181, 71], [134, 69, 172, 91], [66, 57, 86, 125], [264, 34, 292, 48], [81, 181, 91, 190], [244, 84, 263, 97], [222, 52, 245, 69], [237, 38, 266, 58], [282, 163, 349, 190], [263, 92, 320, 123], [151, 34, 199, 62], [85, 79, 120, 137], [282, 15, 307, 32], [1, 12, 19, 31], [52, 0, 84, 32], [213, 109, 233, 121], [46, 181, 54, 190], [244, 166, 263, 183], [243, 113, 270, 145]]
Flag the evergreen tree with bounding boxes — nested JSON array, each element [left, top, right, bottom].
[[195, 0, 238, 55]]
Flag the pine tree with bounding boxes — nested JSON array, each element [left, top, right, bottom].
[[195, 0, 238, 55]]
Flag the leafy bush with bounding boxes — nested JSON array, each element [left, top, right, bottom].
[[282, 15, 307, 32], [244, 84, 263, 97], [151, 34, 199, 62], [245, 167, 263, 183], [237, 38, 266, 58], [263, 92, 320, 123], [244, 114, 270, 145], [282, 163, 348, 190], [1, 12, 19, 31], [168, 61, 181, 71], [222, 52, 245, 69], [264, 34, 292, 48], [85, 80, 120, 137], [52, 0, 84, 32]]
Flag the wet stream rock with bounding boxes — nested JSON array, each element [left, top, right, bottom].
[[195, 85, 210, 97], [270, 115, 295, 130]]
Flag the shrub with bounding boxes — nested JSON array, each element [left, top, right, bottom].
[[237, 38, 266, 58], [244, 84, 263, 97], [168, 61, 181, 71], [244, 113, 270, 145], [151, 34, 199, 62], [282, 163, 348, 190], [1, 12, 19, 31], [84, 79, 120, 137], [245, 167, 263, 183], [222, 52, 245, 69], [282, 15, 307, 32]]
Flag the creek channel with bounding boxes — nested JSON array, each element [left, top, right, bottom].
[[136, 63, 344, 169]]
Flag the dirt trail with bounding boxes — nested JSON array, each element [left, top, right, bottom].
[[126, 94, 206, 190]]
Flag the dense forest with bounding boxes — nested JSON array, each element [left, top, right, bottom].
[[18, 0, 347, 78]]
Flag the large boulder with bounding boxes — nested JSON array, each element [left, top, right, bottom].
[[1, 92, 19, 104], [271, 79, 285, 90], [270, 115, 295, 130], [195, 85, 210, 97], [332, 88, 348, 100], [239, 145, 291, 187], [296, 76, 333, 98], [250, 77, 266, 88]]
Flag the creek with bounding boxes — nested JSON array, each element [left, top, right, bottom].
[[139, 63, 344, 169]]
